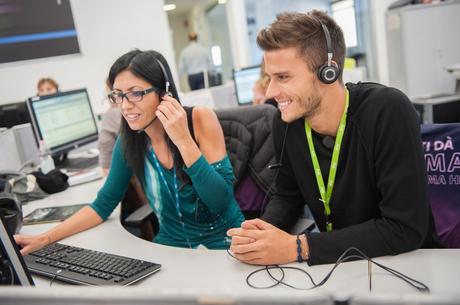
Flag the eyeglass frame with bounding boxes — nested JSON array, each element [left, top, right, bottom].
[[107, 86, 161, 104]]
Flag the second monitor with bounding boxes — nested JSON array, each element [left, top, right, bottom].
[[233, 65, 261, 106], [26, 89, 98, 157]]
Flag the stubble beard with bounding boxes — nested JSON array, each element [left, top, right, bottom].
[[302, 93, 321, 120]]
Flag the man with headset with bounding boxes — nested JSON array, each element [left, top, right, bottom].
[[227, 10, 440, 265]]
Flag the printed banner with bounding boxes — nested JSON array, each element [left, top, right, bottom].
[[422, 124, 460, 248]]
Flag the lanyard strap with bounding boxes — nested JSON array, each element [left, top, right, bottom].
[[304, 89, 349, 232], [150, 148, 192, 248]]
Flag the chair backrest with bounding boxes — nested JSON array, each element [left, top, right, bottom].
[[421, 123, 460, 248], [215, 105, 277, 218]]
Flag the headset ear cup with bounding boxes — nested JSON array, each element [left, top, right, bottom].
[[318, 64, 339, 84]]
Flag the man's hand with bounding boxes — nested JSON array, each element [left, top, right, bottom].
[[227, 218, 301, 265]]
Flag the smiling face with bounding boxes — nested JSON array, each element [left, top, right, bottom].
[[113, 69, 160, 131], [264, 47, 323, 123]]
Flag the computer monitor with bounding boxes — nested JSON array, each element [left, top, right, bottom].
[[0, 101, 31, 129], [26, 89, 98, 157], [0, 214, 35, 286], [233, 65, 261, 105]]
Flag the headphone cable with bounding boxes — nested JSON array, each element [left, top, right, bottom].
[[228, 247, 429, 293]]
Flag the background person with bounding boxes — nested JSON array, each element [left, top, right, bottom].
[[37, 77, 59, 96], [179, 32, 213, 90]]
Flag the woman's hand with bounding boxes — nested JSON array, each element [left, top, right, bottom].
[[14, 233, 51, 256], [155, 95, 193, 148]]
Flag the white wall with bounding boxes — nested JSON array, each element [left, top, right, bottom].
[[168, 12, 191, 91], [226, 0, 251, 69], [0, 0, 176, 115], [370, 0, 395, 85]]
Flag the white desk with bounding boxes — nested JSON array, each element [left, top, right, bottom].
[[2, 180, 460, 303]]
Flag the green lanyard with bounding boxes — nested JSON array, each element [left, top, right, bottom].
[[304, 89, 349, 232]]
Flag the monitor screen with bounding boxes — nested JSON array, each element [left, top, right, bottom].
[[0, 214, 34, 286], [0, 101, 31, 129], [27, 89, 98, 156], [0, 0, 80, 64], [233, 65, 261, 105]]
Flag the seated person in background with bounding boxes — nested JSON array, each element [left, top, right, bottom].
[[227, 10, 440, 266], [98, 79, 122, 176], [98, 105, 121, 175], [15, 49, 244, 253], [37, 77, 59, 96], [252, 58, 277, 108]]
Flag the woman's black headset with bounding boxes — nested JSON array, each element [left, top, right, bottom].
[[155, 58, 172, 97]]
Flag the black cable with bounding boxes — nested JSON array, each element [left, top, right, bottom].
[[247, 265, 286, 289], [261, 124, 289, 214], [227, 247, 430, 292], [49, 269, 62, 287]]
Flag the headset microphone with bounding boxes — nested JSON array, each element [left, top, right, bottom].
[[136, 116, 157, 134]]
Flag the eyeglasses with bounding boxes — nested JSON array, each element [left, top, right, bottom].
[[107, 87, 159, 104]]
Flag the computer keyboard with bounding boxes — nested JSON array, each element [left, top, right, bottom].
[[24, 243, 161, 286]]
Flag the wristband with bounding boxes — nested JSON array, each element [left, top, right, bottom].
[[296, 234, 303, 263]]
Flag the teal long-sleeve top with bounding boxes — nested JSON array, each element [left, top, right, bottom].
[[90, 137, 244, 249]]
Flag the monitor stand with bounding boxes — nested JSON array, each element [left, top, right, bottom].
[[54, 151, 99, 171]]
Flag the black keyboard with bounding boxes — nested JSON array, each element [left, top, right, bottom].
[[24, 243, 161, 286]]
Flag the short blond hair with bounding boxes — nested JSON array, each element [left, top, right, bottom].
[[37, 77, 59, 91]]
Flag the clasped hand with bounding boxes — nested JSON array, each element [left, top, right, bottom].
[[227, 218, 297, 265]]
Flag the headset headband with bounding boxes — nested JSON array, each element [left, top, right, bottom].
[[156, 59, 170, 94], [320, 22, 333, 67]]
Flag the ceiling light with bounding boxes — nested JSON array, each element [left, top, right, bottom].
[[218, 0, 227, 4], [163, 4, 176, 11]]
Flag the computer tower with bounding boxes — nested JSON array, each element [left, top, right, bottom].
[[12, 123, 40, 169], [0, 124, 39, 171]]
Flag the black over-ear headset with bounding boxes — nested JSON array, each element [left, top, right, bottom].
[[155, 58, 172, 97], [317, 21, 339, 84]]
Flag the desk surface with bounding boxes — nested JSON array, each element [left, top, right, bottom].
[[4, 179, 460, 302], [412, 93, 460, 105]]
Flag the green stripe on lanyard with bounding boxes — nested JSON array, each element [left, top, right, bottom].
[[304, 89, 349, 232]]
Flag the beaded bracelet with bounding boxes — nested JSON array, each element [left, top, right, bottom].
[[296, 234, 303, 263]]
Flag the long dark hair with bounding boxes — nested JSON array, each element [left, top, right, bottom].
[[108, 49, 188, 186]]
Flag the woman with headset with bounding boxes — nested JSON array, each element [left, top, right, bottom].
[[15, 49, 244, 253]]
